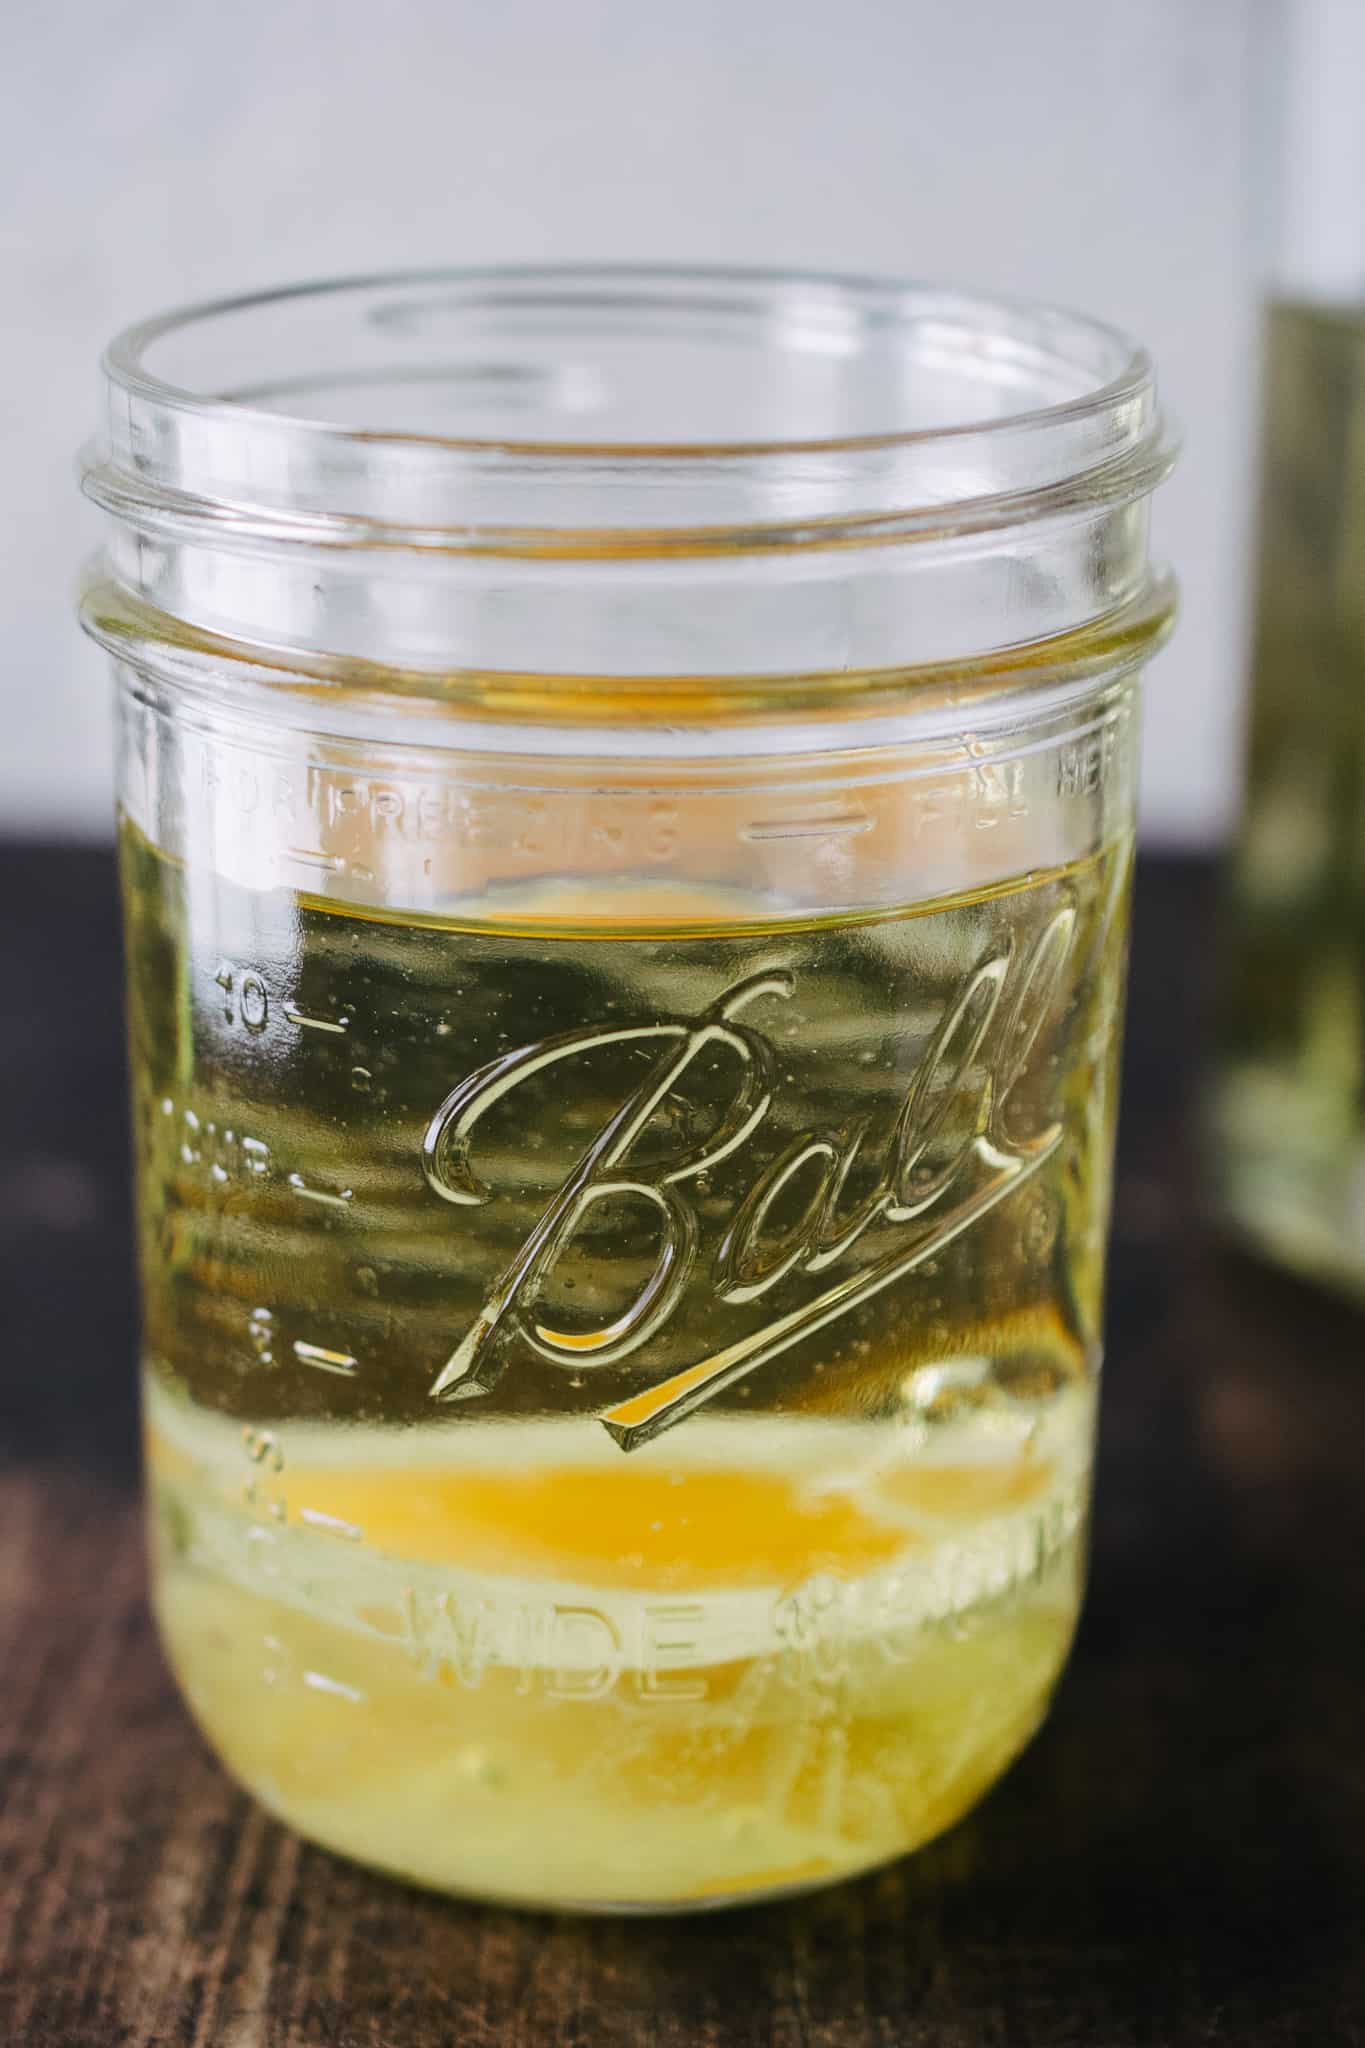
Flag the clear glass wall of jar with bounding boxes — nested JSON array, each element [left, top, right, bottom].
[[81, 269, 1175, 1911]]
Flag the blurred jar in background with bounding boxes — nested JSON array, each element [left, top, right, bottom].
[[1210, 305, 1365, 1294], [1209, 3, 1365, 1300]]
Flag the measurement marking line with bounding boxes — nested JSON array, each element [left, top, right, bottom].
[[284, 1005, 350, 1034], [287, 1173, 353, 1208], [299, 1506, 364, 1540], [293, 1339, 358, 1376], [741, 813, 872, 842], [302, 1670, 366, 1704], [287, 847, 344, 873]]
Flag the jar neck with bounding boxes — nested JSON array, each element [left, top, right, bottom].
[[85, 493, 1166, 685], [80, 569, 1175, 755], [81, 268, 1175, 697]]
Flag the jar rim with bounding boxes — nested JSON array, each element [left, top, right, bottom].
[[104, 263, 1155, 459], [86, 264, 1174, 558]]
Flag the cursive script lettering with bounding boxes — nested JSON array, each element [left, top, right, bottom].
[[422, 908, 1077, 1448], [422, 972, 791, 1399]]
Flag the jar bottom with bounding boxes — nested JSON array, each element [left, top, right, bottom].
[[151, 1530, 1079, 1912]]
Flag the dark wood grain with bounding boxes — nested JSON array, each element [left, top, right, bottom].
[[2, 849, 1362, 2047]]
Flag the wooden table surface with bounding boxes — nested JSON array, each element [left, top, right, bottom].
[[2, 848, 1362, 2048]]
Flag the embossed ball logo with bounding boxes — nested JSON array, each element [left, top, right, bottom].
[[421, 909, 1076, 1450]]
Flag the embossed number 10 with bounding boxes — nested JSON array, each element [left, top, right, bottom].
[[215, 962, 270, 1033]]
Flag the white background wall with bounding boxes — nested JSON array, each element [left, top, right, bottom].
[[2, 0, 1275, 844]]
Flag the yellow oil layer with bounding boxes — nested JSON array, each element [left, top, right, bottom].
[[149, 1393, 1086, 1908]]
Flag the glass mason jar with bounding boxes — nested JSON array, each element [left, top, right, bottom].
[[1209, 300, 1365, 1299], [81, 268, 1174, 1912]]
